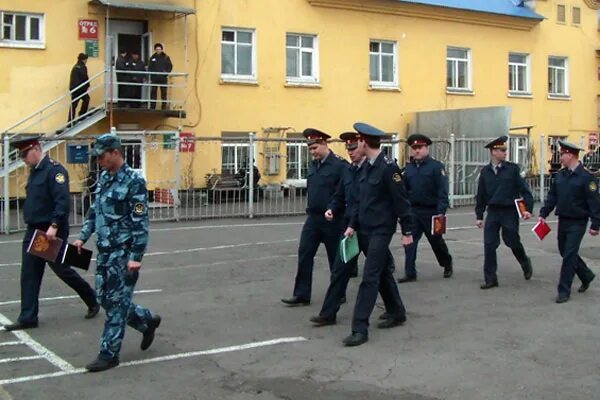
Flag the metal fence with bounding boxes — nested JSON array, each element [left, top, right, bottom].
[[0, 131, 595, 234]]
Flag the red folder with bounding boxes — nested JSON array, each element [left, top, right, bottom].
[[532, 220, 551, 241], [431, 214, 447, 235], [514, 198, 528, 219]]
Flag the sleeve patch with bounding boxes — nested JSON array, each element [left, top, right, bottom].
[[134, 203, 145, 215], [392, 173, 402, 183], [590, 181, 598, 193], [55, 173, 66, 184]]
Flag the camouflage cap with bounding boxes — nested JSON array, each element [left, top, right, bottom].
[[92, 133, 122, 156]]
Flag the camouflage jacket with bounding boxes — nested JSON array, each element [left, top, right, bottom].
[[79, 163, 149, 261]]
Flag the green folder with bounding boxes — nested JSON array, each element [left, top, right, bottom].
[[339, 234, 360, 264]]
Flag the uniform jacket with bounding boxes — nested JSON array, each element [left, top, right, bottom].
[[148, 53, 173, 83], [306, 151, 347, 217], [403, 156, 449, 215], [69, 61, 90, 95]]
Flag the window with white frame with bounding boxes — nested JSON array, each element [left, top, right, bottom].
[[221, 142, 250, 174], [381, 143, 395, 161], [508, 53, 530, 94], [221, 28, 256, 80], [557, 4, 566, 23], [286, 142, 310, 180], [446, 47, 471, 91], [286, 33, 318, 83], [369, 40, 397, 87], [0, 11, 44, 48], [548, 56, 569, 96]]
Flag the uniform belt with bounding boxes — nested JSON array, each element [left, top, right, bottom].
[[412, 204, 436, 209], [487, 205, 514, 210], [558, 216, 588, 221]]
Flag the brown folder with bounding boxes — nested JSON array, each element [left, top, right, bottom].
[[26, 229, 63, 263], [431, 214, 447, 236]]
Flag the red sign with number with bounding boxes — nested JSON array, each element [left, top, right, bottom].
[[179, 132, 195, 153], [78, 19, 99, 40]]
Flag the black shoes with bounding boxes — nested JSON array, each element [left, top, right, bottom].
[[141, 315, 161, 351], [342, 332, 368, 347], [339, 297, 347, 304], [480, 281, 499, 290], [555, 295, 569, 304], [378, 312, 391, 320], [578, 274, 595, 293], [85, 356, 119, 372], [443, 266, 453, 278], [377, 315, 406, 329], [85, 304, 101, 319], [397, 276, 417, 283], [281, 297, 310, 307], [3, 321, 38, 331], [309, 315, 336, 327], [521, 257, 533, 280]]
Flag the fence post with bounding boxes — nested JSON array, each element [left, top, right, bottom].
[[3, 134, 10, 234], [540, 135, 545, 204], [248, 132, 255, 219], [449, 133, 455, 208], [173, 129, 181, 222]]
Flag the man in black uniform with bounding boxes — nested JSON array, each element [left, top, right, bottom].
[[398, 134, 453, 283], [148, 43, 173, 110], [539, 141, 600, 303], [68, 53, 90, 125], [3, 137, 99, 331], [281, 129, 347, 306], [127, 51, 147, 108], [342, 122, 414, 347], [115, 48, 130, 107], [475, 135, 534, 289], [310, 131, 396, 327]]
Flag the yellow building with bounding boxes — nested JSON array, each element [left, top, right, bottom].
[[1, 0, 599, 226]]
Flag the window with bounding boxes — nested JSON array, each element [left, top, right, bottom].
[[572, 7, 581, 25], [221, 142, 249, 174], [508, 53, 530, 94], [369, 40, 398, 88], [286, 142, 310, 180], [557, 5, 566, 23], [286, 33, 319, 84], [548, 56, 569, 97], [121, 139, 144, 176], [381, 143, 395, 161], [446, 47, 471, 91], [0, 11, 44, 48], [221, 28, 256, 81]]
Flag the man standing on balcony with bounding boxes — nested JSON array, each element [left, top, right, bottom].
[[68, 53, 90, 126], [127, 50, 146, 108], [281, 129, 347, 307], [115, 48, 130, 108], [539, 141, 600, 303], [475, 135, 534, 290], [148, 43, 173, 110], [74, 133, 161, 372], [2, 137, 99, 331]]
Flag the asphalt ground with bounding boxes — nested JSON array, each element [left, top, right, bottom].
[[0, 205, 599, 400]]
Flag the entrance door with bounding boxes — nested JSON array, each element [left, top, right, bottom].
[[107, 20, 146, 103]]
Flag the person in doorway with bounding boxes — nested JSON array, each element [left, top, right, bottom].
[[127, 51, 146, 108], [2, 136, 99, 331], [148, 43, 173, 110], [115, 48, 130, 107], [68, 53, 90, 126]]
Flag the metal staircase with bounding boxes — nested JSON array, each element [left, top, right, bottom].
[[1, 70, 108, 175]]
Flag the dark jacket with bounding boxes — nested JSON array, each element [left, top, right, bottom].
[[115, 55, 130, 82], [128, 59, 147, 83], [328, 161, 364, 223], [540, 163, 600, 230], [350, 152, 413, 235], [148, 52, 173, 83], [24, 155, 70, 227], [475, 161, 533, 220], [306, 151, 347, 216], [69, 61, 89, 96], [403, 156, 449, 215]]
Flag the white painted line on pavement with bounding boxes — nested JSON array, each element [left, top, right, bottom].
[[0, 313, 76, 372], [0, 341, 23, 346], [0, 356, 44, 364], [0, 289, 163, 307], [0, 336, 308, 386]]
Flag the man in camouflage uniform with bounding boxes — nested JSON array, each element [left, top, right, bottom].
[[74, 133, 161, 372]]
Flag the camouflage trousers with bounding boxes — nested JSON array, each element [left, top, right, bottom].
[[96, 248, 154, 360]]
